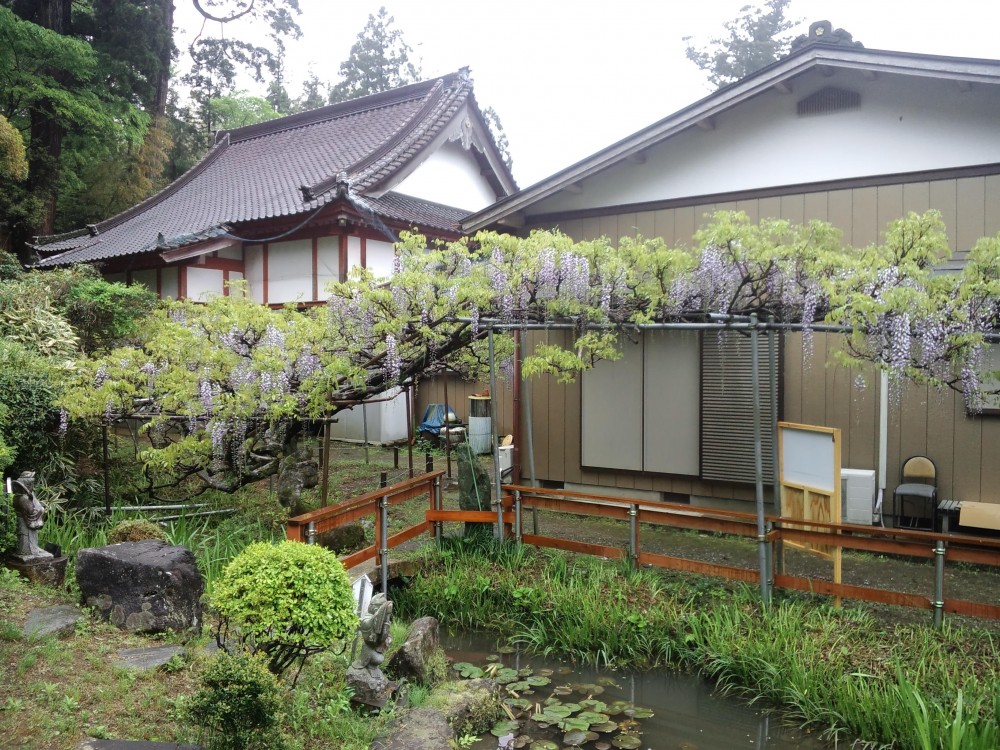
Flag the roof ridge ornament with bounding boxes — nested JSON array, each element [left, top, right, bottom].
[[790, 20, 864, 54]]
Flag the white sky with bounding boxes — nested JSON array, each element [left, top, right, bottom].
[[174, 0, 1000, 186]]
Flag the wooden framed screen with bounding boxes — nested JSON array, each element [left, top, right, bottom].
[[778, 422, 842, 589]]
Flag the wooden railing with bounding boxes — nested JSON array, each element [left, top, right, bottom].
[[287, 477, 1000, 625]]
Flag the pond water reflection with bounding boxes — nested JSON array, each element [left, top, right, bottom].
[[441, 631, 830, 750]]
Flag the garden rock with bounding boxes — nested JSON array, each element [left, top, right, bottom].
[[386, 616, 442, 685], [316, 522, 366, 554], [277, 447, 319, 510], [371, 707, 453, 750], [75, 741, 201, 749], [114, 645, 185, 671], [76, 540, 203, 634], [432, 677, 502, 734], [23, 604, 83, 639]]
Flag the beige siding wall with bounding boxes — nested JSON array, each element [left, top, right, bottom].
[[520, 173, 1000, 505]]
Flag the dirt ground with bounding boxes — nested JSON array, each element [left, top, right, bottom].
[[322, 441, 1000, 632]]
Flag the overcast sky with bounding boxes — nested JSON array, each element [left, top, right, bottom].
[[174, 0, 1000, 186]]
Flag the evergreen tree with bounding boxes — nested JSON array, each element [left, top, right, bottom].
[[684, 0, 799, 89], [329, 7, 421, 104], [296, 72, 330, 112]]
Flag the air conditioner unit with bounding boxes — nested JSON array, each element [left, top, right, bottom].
[[841, 468, 877, 525]]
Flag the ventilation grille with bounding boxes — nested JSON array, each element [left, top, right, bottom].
[[701, 331, 776, 484], [797, 86, 861, 116]]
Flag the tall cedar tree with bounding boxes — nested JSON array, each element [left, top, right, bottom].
[[328, 7, 421, 104]]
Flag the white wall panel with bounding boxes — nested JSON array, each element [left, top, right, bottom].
[[244, 245, 264, 303], [186, 267, 224, 300], [644, 331, 700, 475], [393, 140, 497, 210], [267, 239, 312, 303], [316, 236, 339, 294], [160, 267, 178, 300], [367, 239, 395, 280]]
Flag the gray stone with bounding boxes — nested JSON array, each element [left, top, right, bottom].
[[23, 604, 83, 639], [371, 707, 454, 750], [3, 555, 68, 587], [114, 645, 185, 671], [434, 678, 502, 735], [457, 443, 492, 537], [277, 448, 320, 509], [387, 616, 442, 685], [76, 541, 203, 634], [316, 522, 366, 554]]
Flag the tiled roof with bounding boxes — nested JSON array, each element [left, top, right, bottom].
[[35, 71, 509, 267]]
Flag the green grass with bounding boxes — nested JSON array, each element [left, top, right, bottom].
[[394, 538, 1000, 749]]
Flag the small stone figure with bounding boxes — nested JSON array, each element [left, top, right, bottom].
[[346, 593, 398, 709], [11, 472, 52, 562], [353, 593, 393, 674]]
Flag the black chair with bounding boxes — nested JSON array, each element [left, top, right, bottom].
[[892, 456, 937, 529]]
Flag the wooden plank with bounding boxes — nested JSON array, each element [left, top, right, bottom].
[[312, 504, 377, 532], [780, 194, 804, 225], [638, 510, 757, 537], [617, 212, 639, 241], [951, 385, 982, 506], [986, 175, 1000, 235], [775, 574, 932, 610], [639, 551, 759, 582], [674, 205, 695, 246], [945, 599, 1000, 620], [386, 486, 433, 507], [776, 528, 933, 559], [945, 547, 1000, 566], [955, 176, 985, 263], [522, 496, 630, 520], [758, 196, 781, 221], [851, 186, 879, 247], [598, 214, 618, 242], [634, 211, 655, 240], [426, 510, 516, 523], [926, 387, 956, 500], [800, 332, 827, 424], [386, 522, 432, 550], [340, 545, 376, 569], [522, 533, 625, 559], [736, 199, 759, 223], [876, 184, 904, 241], [783, 331, 803, 424], [928, 179, 958, 254], [827, 190, 854, 243], [802, 191, 828, 223], [902, 181, 931, 216], [653, 209, 676, 245]]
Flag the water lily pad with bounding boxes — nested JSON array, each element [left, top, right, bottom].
[[491, 719, 521, 737], [590, 721, 619, 733], [486, 654, 501, 662], [559, 702, 582, 714], [623, 706, 654, 719], [452, 662, 485, 679], [495, 668, 520, 684], [562, 729, 589, 746], [529, 742, 559, 750], [552, 686, 574, 696], [611, 735, 642, 749], [542, 704, 573, 719], [557, 716, 590, 732], [526, 675, 551, 686], [512, 736, 532, 749], [579, 700, 608, 712], [498, 645, 517, 654], [507, 681, 532, 692], [506, 698, 532, 710], [577, 711, 610, 725], [518, 667, 535, 677]]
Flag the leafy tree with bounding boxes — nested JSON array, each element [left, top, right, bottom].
[[482, 105, 514, 173], [0, 114, 27, 181], [328, 6, 421, 104], [684, 0, 799, 88], [206, 92, 281, 131], [59, 212, 1000, 497], [295, 72, 329, 112]]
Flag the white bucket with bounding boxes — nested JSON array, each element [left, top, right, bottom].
[[498, 444, 513, 482], [468, 416, 492, 454]]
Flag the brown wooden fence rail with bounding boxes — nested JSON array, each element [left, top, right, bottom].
[[287, 476, 1000, 626]]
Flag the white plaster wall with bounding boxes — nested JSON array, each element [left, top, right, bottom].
[[347, 236, 362, 274], [244, 245, 264, 303], [218, 245, 242, 260], [267, 239, 312, 303], [393, 140, 497, 210], [531, 71, 1000, 215], [187, 267, 224, 300], [366, 239, 395, 280], [316, 236, 339, 294]]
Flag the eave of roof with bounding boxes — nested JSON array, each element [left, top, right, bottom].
[[461, 45, 1000, 233]]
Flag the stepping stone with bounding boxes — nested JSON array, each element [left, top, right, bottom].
[[76, 741, 201, 749], [114, 645, 185, 671], [23, 605, 84, 639]]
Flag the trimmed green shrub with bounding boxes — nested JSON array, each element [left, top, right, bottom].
[[107, 518, 168, 544], [212, 540, 358, 679], [184, 651, 286, 750]]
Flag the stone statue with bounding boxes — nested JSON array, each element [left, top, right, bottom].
[[353, 593, 393, 674], [11, 472, 52, 562], [346, 593, 398, 708]]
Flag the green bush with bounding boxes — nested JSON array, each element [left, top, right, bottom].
[[212, 540, 358, 678], [184, 651, 286, 750], [107, 518, 168, 544], [55, 275, 157, 352]]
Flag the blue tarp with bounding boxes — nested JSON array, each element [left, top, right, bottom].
[[418, 403, 459, 439]]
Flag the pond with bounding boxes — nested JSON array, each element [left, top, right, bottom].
[[441, 631, 830, 750]]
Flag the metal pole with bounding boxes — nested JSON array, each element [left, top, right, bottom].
[[307, 521, 316, 545], [434, 474, 443, 545], [321, 420, 332, 506], [488, 327, 504, 540], [102, 424, 111, 516], [751, 314, 771, 606], [362, 403, 369, 465], [524, 356, 539, 535], [443, 368, 452, 481], [933, 540, 946, 628], [405, 385, 414, 478], [380, 495, 389, 595], [769, 319, 783, 575], [514, 490, 522, 543], [629, 504, 639, 564]]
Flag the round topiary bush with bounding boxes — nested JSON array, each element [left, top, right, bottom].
[[185, 650, 286, 750], [212, 540, 357, 679], [108, 518, 168, 544]]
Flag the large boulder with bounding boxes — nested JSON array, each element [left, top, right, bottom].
[[387, 616, 445, 685], [76, 540, 203, 634], [371, 707, 453, 750]]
